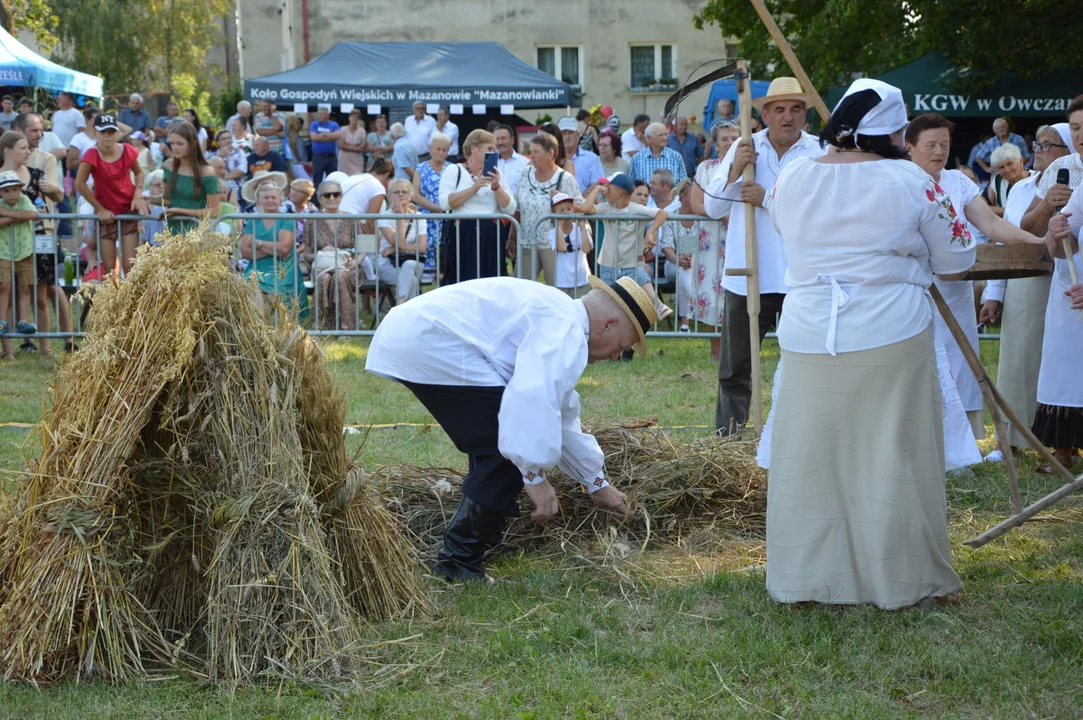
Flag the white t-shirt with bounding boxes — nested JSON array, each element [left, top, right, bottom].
[[39, 132, 65, 155], [770, 157, 976, 356], [621, 128, 646, 161], [376, 209, 427, 265], [51, 108, 86, 146], [549, 224, 591, 289], [339, 173, 387, 216], [69, 131, 97, 161]]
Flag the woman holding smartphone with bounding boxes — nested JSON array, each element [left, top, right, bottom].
[[438, 128, 516, 284]]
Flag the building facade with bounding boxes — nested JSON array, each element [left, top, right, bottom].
[[217, 0, 735, 131]]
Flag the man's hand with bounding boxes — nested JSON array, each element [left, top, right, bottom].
[[979, 300, 1002, 325], [591, 485, 630, 516], [1049, 212, 1072, 242], [1067, 283, 1083, 311], [1043, 184, 1073, 214], [524, 479, 559, 521], [740, 182, 766, 208], [731, 142, 757, 176]]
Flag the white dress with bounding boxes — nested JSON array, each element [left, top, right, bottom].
[[931, 169, 983, 416], [1036, 252, 1083, 409]]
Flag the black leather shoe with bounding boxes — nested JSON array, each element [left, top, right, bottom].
[[432, 496, 505, 584]]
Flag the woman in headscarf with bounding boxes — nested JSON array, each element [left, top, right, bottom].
[[764, 79, 975, 609]]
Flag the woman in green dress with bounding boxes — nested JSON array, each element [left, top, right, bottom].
[[162, 121, 220, 234], [238, 183, 299, 313]]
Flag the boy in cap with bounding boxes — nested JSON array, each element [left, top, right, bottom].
[[549, 193, 593, 298], [0, 170, 40, 358], [581, 172, 671, 323]]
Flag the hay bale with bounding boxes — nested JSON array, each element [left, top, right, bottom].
[[0, 225, 427, 685], [374, 421, 766, 554]]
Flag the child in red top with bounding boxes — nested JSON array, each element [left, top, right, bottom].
[[74, 113, 147, 278]]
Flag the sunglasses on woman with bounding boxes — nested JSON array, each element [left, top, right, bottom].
[[321, 191, 342, 199]]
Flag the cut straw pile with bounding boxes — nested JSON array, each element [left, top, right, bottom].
[[0, 224, 428, 685], [374, 421, 766, 554]]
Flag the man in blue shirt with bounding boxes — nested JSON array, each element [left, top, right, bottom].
[[557, 116, 603, 194], [118, 93, 153, 135], [309, 105, 342, 191], [976, 117, 1030, 178], [390, 122, 418, 181], [629, 122, 687, 184], [153, 102, 183, 140], [667, 116, 703, 178]]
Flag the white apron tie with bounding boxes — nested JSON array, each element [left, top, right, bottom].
[[818, 274, 851, 356]]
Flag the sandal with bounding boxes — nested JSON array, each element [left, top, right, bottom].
[[1, 351, 14, 361]]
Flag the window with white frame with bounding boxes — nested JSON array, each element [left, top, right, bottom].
[[629, 43, 676, 90], [536, 45, 583, 88]]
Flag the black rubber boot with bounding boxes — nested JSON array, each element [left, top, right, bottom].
[[432, 496, 506, 584]]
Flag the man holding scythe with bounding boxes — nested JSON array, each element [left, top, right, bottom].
[[704, 76, 826, 436]]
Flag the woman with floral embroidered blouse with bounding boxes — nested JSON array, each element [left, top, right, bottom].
[[906, 113, 1044, 440], [765, 80, 975, 610]]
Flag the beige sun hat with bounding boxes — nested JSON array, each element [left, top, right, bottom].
[[587, 275, 659, 355], [752, 77, 811, 111], [241, 170, 288, 203]]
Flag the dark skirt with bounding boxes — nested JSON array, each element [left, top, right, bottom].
[[441, 216, 508, 285], [1032, 403, 1083, 449]]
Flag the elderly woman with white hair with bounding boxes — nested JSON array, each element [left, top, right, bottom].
[[378, 179, 428, 304], [413, 131, 451, 271], [986, 142, 1032, 214]]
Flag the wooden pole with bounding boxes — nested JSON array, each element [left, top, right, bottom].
[[736, 60, 763, 433], [747, 0, 831, 121], [929, 285, 1023, 513], [965, 470, 1083, 548]]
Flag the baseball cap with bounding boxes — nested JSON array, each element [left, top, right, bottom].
[[0, 170, 22, 189], [95, 114, 119, 132], [556, 116, 578, 132], [550, 192, 575, 208], [598, 172, 634, 194], [605, 115, 621, 129]]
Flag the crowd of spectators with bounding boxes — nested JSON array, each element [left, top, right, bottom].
[[1, 87, 1067, 363]]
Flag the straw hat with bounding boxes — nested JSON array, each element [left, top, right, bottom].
[[752, 77, 810, 111], [241, 170, 288, 203], [587, 275, 658, 355]]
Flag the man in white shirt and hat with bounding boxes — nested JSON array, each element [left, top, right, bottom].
[[366, 276, 654, 582], [704, 76, 826, 436]]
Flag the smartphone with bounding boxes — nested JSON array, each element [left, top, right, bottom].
[[483, 151, 498, 177]]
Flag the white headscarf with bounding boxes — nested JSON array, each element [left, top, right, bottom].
[[833, 78, 908, 142], [1051, 122, 1073, 152]]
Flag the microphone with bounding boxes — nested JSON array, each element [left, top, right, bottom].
[[1055, 168, 1070, 213]]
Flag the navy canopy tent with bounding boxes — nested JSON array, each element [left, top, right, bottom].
[[245, 41, 573, 109]]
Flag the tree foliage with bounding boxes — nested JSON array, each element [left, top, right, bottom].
[[47, 0, 230, 103], [695, 0, 1083, 93], [10, 0, 58, 53]]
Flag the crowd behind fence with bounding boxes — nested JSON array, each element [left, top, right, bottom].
[[2, 211, 1003, 343]]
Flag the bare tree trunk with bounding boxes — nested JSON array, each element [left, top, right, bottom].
[[0, 1, 14, 33]]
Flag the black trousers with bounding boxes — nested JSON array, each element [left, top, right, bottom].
[[716, 290, 787, 435], [311, 153, 338, 190], [401, 381, 523, 516]]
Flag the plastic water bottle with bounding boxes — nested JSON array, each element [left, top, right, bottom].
[[64, 252, 74, 285]]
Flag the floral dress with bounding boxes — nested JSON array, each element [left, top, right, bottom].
[[691, 159, 728, 327], [417, 161, 443, 269]]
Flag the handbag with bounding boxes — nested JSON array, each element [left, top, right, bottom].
[[312, 248, 353, 275]]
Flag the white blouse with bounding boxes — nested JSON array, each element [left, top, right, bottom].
[[376, 209, 426, 266], [438, 162, 517, 215], [770, 157, 976, 355], [366, 278, 607, 491]]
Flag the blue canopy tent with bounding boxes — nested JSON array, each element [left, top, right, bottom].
[[701, 77, 770, 130], [0, 26, 102, 98]]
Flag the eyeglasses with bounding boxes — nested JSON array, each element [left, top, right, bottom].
[[1033, 140, 1067, 152], [320, 192, 341, 199]]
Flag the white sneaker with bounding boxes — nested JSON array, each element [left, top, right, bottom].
[[655, 301, 673, 322], [679, 324, 690, 333], [983, 449, 1005, 463]]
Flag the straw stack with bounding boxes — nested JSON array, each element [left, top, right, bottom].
[[0, 225, 428, 685], [375, 423, 767, 554]]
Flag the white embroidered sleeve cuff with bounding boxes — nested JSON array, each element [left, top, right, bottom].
[[522, 471, 546, 486], [584, 475, 609, 493]]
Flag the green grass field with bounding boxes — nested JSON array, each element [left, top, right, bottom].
[[1, 337, 1081, 719]]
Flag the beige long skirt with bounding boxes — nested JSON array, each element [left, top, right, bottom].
[[997, 274, 1051, 448], [766, 327, 963, 609]]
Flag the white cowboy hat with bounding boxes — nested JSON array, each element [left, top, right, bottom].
[[752, 77, 811, 111], [586, 275, 659, 355], [241, 170, 288, 203]]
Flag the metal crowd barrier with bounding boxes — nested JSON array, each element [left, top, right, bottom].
[[2, 210, 1002, 344]]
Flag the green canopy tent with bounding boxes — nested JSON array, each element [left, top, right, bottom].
[[826, 52, 1079, 118]]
